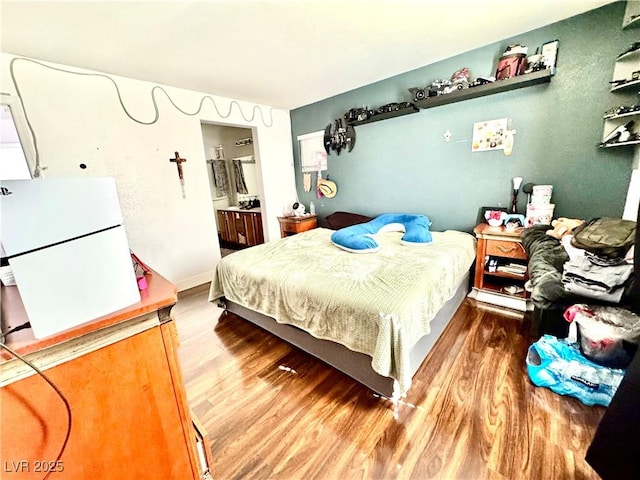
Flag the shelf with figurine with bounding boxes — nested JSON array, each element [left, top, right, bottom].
[[610, 42, 640, 93], [599, 139, 640, 148], [624, 15, 640, 30], [335, 42, 556, 146], [344, 102, 419, 127], [610, 77, 640, 93], [603, 103, 640, 120], [623, 0, 640, 30], [413, 42, 557, 110], [601, 104, 640, 147], [414, 69, 552, 110], [599, 120, 640, 148]]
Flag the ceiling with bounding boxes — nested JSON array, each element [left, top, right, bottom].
[[1, 0, 616, 110]]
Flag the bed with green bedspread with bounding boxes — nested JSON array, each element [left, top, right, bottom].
[[209, 227, 475, 396]]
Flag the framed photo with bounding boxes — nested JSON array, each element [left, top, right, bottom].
[[542, 39, 559, 70], [478, 206, 508, 225]]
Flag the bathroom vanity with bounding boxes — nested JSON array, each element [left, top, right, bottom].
[[217, 207, 264, 248]]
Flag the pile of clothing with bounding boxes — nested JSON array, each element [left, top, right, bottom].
[[561, 217, 636, 303]]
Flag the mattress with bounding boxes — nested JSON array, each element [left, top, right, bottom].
[[209, 227, 476, 395]]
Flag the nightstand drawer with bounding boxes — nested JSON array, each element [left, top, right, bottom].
[[278, 215, 318, 237], [282, 222, 303, 233], [486, 239, 527, 260]]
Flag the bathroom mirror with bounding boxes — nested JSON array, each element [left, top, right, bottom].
[[1, 95, 35, 180]]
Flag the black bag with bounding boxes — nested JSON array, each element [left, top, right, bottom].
[[571, 217, 636, 259]]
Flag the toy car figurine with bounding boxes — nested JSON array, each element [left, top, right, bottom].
[[469, 76, 495, 88], [344, 107, 374, 124], [604, 104, 640, 119], [442, 77, 469, 94], [377, 103, 402, 113]]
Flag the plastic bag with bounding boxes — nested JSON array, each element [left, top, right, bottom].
[[564, 304, 640, 368], [526, 335, 625, 406]]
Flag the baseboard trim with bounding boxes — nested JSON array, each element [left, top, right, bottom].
[[176, 271, 214, 292]]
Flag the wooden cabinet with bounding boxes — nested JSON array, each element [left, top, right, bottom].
[[217, 209, 263, 247], [0, 273, 211, 480], [277, 215, 318, 237], [468, 223, 532, 312]]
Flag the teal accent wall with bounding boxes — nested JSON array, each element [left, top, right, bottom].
[[290, 2, 636, 233]]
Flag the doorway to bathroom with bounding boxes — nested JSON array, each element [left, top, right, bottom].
[[201, 122, 264, 257]]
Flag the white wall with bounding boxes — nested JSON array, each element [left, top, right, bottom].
[[1, 53, 297, 290]]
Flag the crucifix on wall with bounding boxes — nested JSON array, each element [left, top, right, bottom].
[[170, 151, 187, 199]]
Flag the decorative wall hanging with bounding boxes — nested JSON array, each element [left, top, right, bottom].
[[323, 119, 355, 155], [170, 151, 187, 198], [472, 118, 509, 152]]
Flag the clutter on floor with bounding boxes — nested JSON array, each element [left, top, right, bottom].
[[527, 302, 640, 406]]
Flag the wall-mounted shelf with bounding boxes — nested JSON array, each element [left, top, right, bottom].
[[415, 69, 553, 110], [624, 16, 640, 30], [599, 140, 640, 148], [623, 0, 640, 30], [604, 110, 640, 121], [611, 79, 640, 92], [602, 21, 640, 148], [617, 48, 640, 62], [342, 69, 552, 131], [347, 104, 419, 126]]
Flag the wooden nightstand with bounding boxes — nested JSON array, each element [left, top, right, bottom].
[[278, 215, 318, 237], [468, 223, 533, 312]]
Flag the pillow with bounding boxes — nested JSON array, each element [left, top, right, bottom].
[[323, 211, 374, 230], [330, 213, 432, 253]]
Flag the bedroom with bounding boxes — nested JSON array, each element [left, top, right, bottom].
[[1, 1, 637, 479]]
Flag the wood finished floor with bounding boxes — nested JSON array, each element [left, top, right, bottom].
[[173, 284, 605, 480]]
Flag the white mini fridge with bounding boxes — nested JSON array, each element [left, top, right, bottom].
[[0, 178, 141, 339]]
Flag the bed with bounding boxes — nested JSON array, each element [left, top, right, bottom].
[[209, 217, 476, 398]]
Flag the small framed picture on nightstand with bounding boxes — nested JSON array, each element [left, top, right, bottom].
[[478, 206, 508, 225]]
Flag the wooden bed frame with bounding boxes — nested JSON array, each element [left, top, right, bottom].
[[218, 271, 470, 397]]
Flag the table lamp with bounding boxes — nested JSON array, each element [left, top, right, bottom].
[[511, 176, 523, 213]]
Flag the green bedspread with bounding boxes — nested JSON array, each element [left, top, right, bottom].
[[209, 227, 475, 395]]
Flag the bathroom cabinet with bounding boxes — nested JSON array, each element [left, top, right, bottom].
[[217, 208, 264, 247]]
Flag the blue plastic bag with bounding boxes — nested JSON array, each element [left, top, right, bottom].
[[526, 335, 625, 406]]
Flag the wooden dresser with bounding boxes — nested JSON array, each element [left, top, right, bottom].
[[0, 272, 210, 479]]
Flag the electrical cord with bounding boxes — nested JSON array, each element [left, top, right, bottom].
[[8, 56, 279, 177], [0, 342, 72, 480], [0, 321, 31, 343]]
